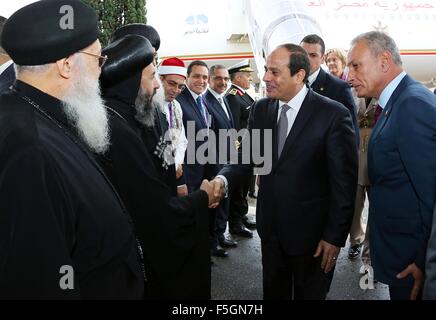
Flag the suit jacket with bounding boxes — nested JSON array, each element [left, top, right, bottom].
[[220, 88, 358, 255], [204, 89, 236, 165], [424, 204, 436, 299], [0, 64, 15, 93], [176, 88, 217, 192], [368, 74, 436, 286], [311, 68, 359, 146], [225, 84, 254, 131]]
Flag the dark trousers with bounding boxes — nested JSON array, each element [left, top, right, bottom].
[[212, 197, 230, 247], [228, 181, 249, 229], [248, 174, 256, 195], [389, 284, 422, 300], [261, 240, 329, 300]]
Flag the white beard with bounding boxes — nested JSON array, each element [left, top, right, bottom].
[[134, 86, 157, 128], [61, 65, 110, 154]]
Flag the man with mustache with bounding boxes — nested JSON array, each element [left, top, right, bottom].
[[0, 0, 144, 299], [98, 34, 213, 299], [211, 44, 357, 300]]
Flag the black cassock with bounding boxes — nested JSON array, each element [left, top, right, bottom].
[[100, 76, 211, 299], [0, 81, 144, 299]]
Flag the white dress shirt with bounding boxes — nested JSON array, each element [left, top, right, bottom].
[[208, 88, 230, 120], [0, 60, 13, 75], [277, 85, 308, 137], [307, 67, 321, 87]]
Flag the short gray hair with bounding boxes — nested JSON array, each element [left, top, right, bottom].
[[351, 31, 402, 66], [14, 64, 52, 75], [14, 53, 84, 75]]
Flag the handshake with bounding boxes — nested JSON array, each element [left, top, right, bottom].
[[200, 177, 226, 208]]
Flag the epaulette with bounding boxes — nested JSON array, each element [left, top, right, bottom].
[[228, 88, 238, 96]]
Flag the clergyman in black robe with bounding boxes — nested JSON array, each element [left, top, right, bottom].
[[0, 0, 144, 299], [98, 34, 212, 299]]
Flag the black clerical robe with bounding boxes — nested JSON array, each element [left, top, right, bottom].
[[98, 97, 211, 300], [0, 81, 144, 299]]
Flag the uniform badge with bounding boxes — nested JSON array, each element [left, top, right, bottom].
[[235, 140, 241, 150], [228, 89, 237, 95]]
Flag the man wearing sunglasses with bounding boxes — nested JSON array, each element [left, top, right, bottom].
[[0, 0, 144, 299]]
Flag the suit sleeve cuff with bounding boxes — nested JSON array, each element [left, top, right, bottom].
[[215, 175, 229, 198]]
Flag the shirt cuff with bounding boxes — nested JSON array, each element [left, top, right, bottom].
[[215, 175, 229, 198]]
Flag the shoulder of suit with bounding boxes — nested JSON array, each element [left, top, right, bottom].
[[325, 71, 350, 88], [313, 91, 350, 116]]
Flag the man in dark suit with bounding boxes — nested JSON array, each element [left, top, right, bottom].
[[300, 34, 361, 260], [347, 31, 436, 300], [177, 61, 224, 258], [0, 16, 14, 93], [176, 60, 215, 192], [300, 35, 359, 146], [424, 204, 436, 299], [205, 64, 238, 255], [225, 60, 256, 238], [211, 44, 358, 299]]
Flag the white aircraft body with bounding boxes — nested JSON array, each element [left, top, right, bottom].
[[147, 0, 436, 87], [2, 0, 435, 87]]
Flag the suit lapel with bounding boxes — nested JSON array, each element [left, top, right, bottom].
[[275, 90, 317, 167], [311, 68, 327, 94], [268, 100, 280, 167], [185, 89, 207, 128], [370, 75, 412, 142], [207, 91, 230, 128], [240, 92, 254, 106], [223, 98, 235, 128]]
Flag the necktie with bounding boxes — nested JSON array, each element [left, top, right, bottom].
[[167, 102, 173, 128], [374, 104, 383, 123], [196, 95, 207, 125], [277, 104, 291, 157], [218, 96, 230, 120]]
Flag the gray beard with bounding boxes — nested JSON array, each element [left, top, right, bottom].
[[61, 67, 110, 154], [134, 86, 156, 128]]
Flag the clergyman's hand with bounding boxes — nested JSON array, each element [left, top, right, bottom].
[[177, 184, 188, 197]]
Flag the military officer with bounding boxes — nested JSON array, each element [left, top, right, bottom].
[[225, 59, 256, 237]]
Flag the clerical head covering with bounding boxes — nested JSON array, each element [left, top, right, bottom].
[[101, 35, 154, 87], [158, 57, 187, 79], [100, 34, 154, 106], [1, 0, 99, 66], [228, 59, 254, 74], [111, 24, 161, 51]]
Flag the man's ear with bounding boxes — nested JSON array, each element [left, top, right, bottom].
[[55, 56, 73, 79], [380, 51, 391, 73], [297, 69, 306, 84]]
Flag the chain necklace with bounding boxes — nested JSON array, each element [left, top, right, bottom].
[[13, 89, 147, 283]]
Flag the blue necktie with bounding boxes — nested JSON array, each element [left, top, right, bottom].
[[196, 95, 207, 125]]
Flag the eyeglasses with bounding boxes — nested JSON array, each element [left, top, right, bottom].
[[79, 51, 108, 68], [163, 79, 186, 91], [212, 76, 230, 82]]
